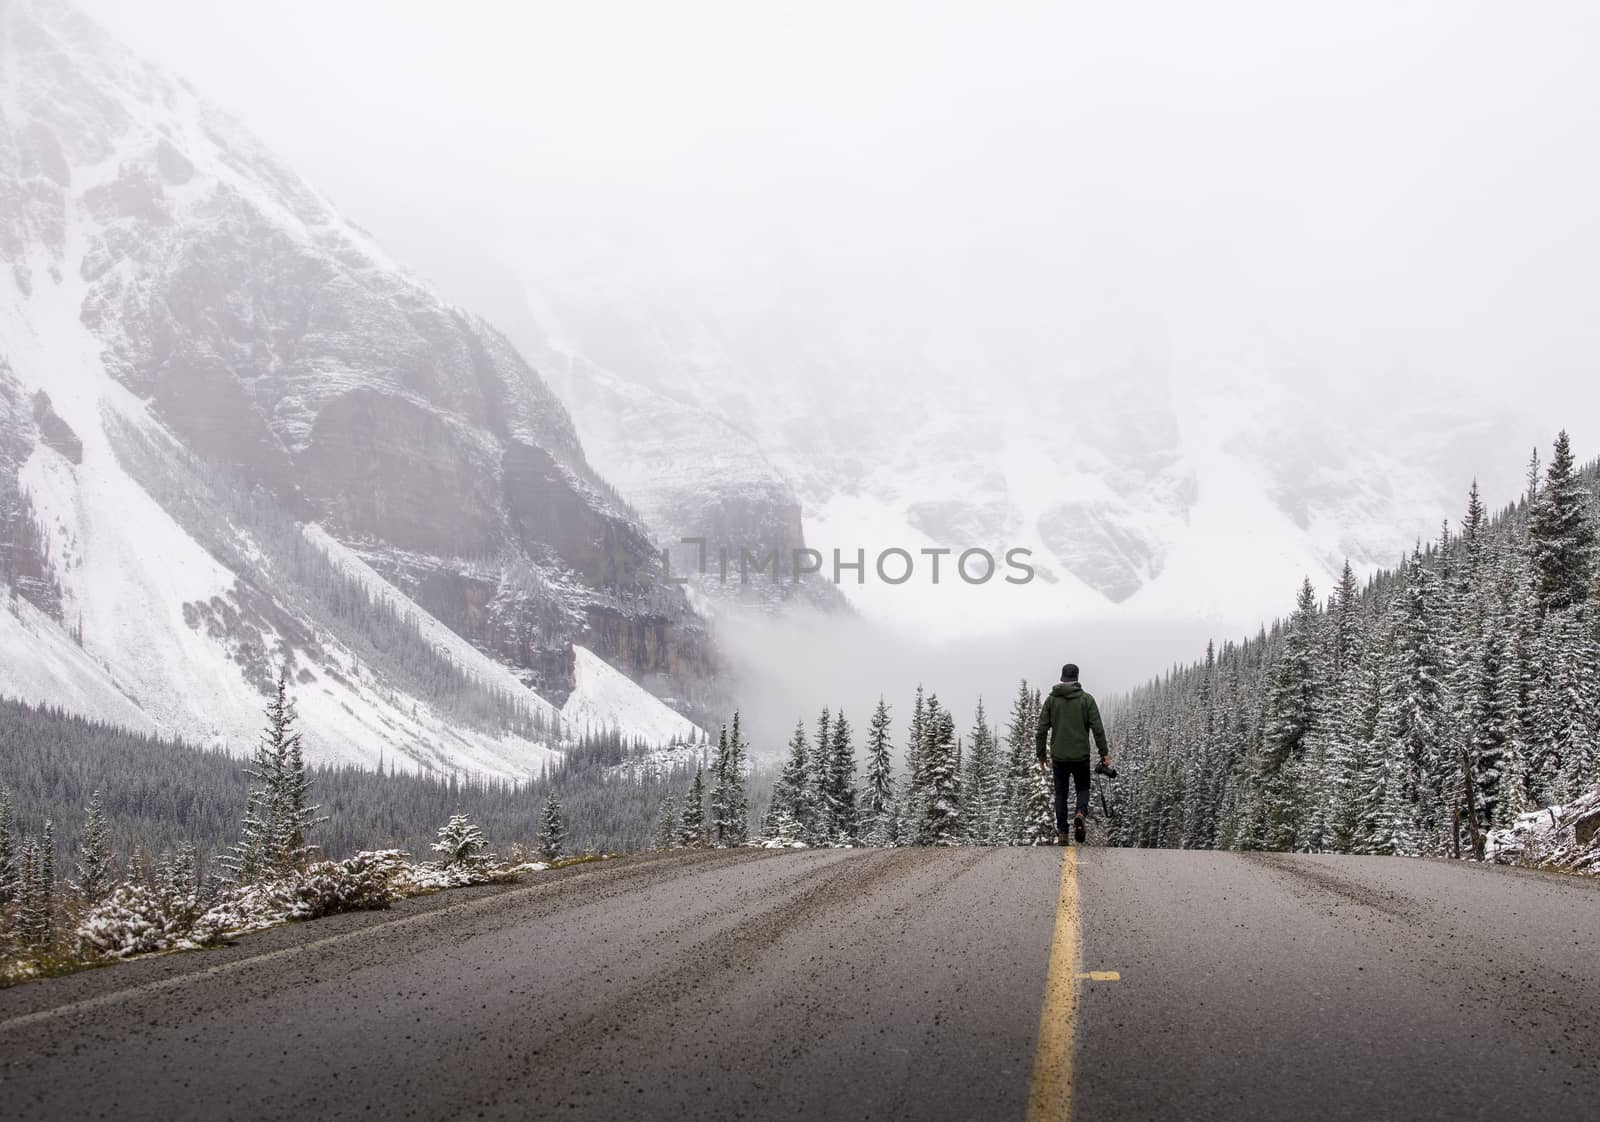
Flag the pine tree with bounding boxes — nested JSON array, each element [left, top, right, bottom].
[[710, 724, 733, 846], [16, 824, 56, 950], [1530, 608, 1600, 800], [432, 814, 488, 866], [1333, 649, 1380, 852], [813, 706, 831, 807], [0, 785, 16, 906], [282, 726, 316, 864], [998, 681, 1037, 843], [862, 698, 895, 845], [882, 800, 905, 847], [1388, 547, 1450, 851], [1462, 480, 1488, 568], [1259, 578, 1324, 850], [1499, 736, 1532, 826], [766, 721, 813, 843], [904, 687, 928, 839], [15, 840, 44, 949], [75, 789, 114, 904], [1265, 578, 1322, 760], [1529, 431, 1597, 616], [920, 695, 962, 845], [1022, 765, 1055, 847], [679, 767, 706, 847], [1367, 755, 1417, 857], [1467, 625, 1510, 827], [38, 819, 53, 945], [962, 700, 999, 844], [224, 670, 323, 881], [726, 713, 750, 845], [536, 790, 566, 862], [822, 710, 859, 845], [656, 795, 680, 848], [1330, 563, 1362, 676]]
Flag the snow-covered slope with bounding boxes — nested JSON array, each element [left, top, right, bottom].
[[525, 262, 1548, 640], [562, 645, 702, 745], [0, 593, 149, 731], [0, 0, 708, 769]]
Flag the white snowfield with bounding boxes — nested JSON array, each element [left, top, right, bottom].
[[0, 592, 151, 732], [562, 645, 703, 745]]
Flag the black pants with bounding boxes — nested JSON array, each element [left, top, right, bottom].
[[1051, 759, 1092, 832]]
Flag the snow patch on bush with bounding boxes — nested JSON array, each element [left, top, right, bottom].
[[72, 849, 543, 963], [76, 881, 220, 959]]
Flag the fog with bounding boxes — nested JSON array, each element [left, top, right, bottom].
[[83, 0, 1600, 410], [76, 0, 1600, 735], [717, 604, 1219, 749]]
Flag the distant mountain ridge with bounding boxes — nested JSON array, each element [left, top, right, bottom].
[[517, 262, 1543, 639]]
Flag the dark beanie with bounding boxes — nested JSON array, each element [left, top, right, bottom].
[[1061, 663, 1079, 682]]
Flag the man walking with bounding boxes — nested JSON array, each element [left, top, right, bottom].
[[1036, 663, 1111, 845]]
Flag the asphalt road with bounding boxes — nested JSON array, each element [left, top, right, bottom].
[[2, 846, 1597, 1121]]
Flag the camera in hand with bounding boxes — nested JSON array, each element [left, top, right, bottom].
[[1094, 761, 1118, 779]]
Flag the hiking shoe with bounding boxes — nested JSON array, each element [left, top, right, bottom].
[[1056, 831, 1071, 846], [1074, 814, 1086, 843]]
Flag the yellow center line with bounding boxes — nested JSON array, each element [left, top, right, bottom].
[[1027, 847, 1080, 1122]]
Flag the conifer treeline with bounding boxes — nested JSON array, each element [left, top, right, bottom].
[[0, 695, 706, 867], [1106, 432, 1600, 856], [744, 685, 1057, 848]]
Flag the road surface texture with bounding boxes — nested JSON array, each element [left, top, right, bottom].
[[2, 846, 1597, 1120]]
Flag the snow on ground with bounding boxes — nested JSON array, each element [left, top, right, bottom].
[[562, 645, 703, 745], [0, 593, 153, 732], [1486, 789, 1600, 874]]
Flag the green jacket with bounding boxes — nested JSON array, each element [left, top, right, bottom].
[[1035, 681, 1109, 763]]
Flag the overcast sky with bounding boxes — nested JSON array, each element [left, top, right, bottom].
[[80, 0, 1600, 420]]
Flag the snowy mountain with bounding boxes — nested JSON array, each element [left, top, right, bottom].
[[519, 261, 1547, 641], [0, 0, 708, 774]]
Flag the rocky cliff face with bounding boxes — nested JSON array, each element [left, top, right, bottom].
[[527, 343, 843, 614], [0, 360, 64, 618], [0, 0, 713, 768]]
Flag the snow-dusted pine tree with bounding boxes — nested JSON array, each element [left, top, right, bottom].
[[537, 790, 566, 862], [903, 688, 928, 840], [0, 785, 16, 906], [716, 713, 750, 846], [920, 696, 962, 845], [75, 790, 114, 904], [862, 698, 895, 845], [224, 670, 323, 881], [1529, 430, 1597, 616], [823, 710, 858, 845], [997, 682, 1037, 844], [656, 795, 680, 849], [16, 823, 55, 950], [710, 724, 732, 846], [764, 721, 812, 844], [962, 700, 999, 844], [679, 767, 706, 847], [432, 814, 489, 867]]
